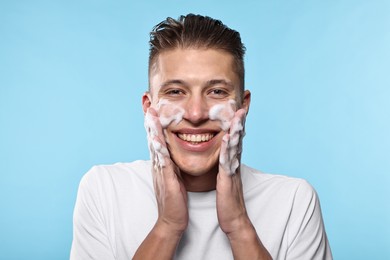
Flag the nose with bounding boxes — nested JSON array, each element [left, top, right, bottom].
[[183, 95, 209, 125]]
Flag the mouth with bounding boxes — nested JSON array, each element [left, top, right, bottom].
[[171, 128, 221, 152], [177, 133, 216, 144]]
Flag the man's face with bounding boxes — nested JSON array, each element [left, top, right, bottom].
[[143, 48, 250, 185]]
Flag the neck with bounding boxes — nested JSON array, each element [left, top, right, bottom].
[[180, 165, 218, 192]]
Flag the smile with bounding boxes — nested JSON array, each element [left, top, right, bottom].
[[177, 133, 215, 144]]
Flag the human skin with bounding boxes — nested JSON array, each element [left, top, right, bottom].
[[134, 48, 271, 259], [146, 48, 249, 190]]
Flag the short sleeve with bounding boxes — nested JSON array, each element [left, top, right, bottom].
[[70, 167, 116, 260], [286, 180, 333, 260]]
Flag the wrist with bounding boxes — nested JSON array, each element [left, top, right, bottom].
[[226, 217, 256, 242], [226, 220, 273, 260], [155, 218, 187, 238]]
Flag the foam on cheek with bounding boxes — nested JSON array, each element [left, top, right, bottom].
[[157, 99, 185, 128], [209, 99, 237, 131], [144, 99, 184, 169], [144, 111, 169, 168]]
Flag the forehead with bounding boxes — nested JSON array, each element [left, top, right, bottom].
[[149, 48, 239, 92]]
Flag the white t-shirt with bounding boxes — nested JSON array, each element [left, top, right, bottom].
[[70, 160, 332, 259]]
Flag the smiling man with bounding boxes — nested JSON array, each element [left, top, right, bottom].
[[71, 14, 332, 259]]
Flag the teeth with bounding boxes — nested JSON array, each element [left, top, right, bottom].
[[178, 133, 214, 143]]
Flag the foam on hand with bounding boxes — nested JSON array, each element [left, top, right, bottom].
[[145, 97, 246, 175], [144, 109, 169, 169], [144, 99, 185, 169], [212, 100, 246, 176]]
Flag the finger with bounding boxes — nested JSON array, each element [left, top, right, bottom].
[[229, 109, 247, 161], [145, 108, 170, 168], [146, 108, 181, 192], [219, 134, 231, 175], [146, 107, 165, 143], [230, 109, 246, 136], [218, 109, 247, 176]]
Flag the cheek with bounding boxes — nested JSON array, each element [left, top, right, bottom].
[[157, 99, 185, 128], [209, 99, 237, 131]]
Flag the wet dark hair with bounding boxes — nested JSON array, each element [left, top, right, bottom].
[[149, 14, 246, 92]]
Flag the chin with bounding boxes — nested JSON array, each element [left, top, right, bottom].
[[166, 131, 222, 177], [173, 156, 219, 177]]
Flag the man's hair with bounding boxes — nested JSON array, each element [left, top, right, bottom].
[[149, 14, 246, 93]]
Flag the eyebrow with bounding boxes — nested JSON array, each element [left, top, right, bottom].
[[160, 79, 187, 88], [160, 79, 234, 88], [206, 79, 234, 88]]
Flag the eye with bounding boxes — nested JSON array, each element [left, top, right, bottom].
[[208, 88, 229, 98], [165, 89, 185, 96]]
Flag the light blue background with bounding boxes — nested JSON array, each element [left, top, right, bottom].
[[1, 0, 389, 259]]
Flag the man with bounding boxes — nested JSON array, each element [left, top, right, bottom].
[[71, 14, 332, 259]]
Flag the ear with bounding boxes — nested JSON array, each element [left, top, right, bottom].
[[242, 90, 251, 114], [142, 92, 152, 114]]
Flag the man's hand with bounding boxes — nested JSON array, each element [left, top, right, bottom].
[[133, 107, 188, 260], [146, 107, 188, 233], [216, 108, 247, 234], [216, 109, 272, 259]]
